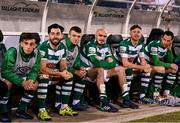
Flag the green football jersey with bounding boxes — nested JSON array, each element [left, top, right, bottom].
[[61, 38, 81, 73], [144, 40, 173, 68], [1, 46, 41, 86], [38, 40, 66, 70], [119, 38, 144, 63], [81, 40, 116, 69]]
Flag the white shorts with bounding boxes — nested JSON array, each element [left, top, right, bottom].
[[85, 69, 109, 83]]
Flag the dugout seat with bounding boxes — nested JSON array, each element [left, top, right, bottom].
[[80, 34, 95, 58], [106, 34, 123, 64], [139, 34, 145, 43], [106, 35, 123, 102], [0, 30, 6, 68], [63, 33, 68, 40], [0, 30, 8, 99], [172, 35, 180, 57], [146, 28, 164, 45], [80, 34, 95, 48], [106, 34, 123, 47], [34, 33, 41, 45], [19, 32, 41, 45]]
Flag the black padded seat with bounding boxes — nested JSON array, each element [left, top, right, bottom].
[[33, 33, 41, 45], [106, 34, 123, 63], [106, 34, 123, 48], [80, 34, 95, 46], [0, 30, 6, 68], [139, 35, 145, 43], [146, 28, 164, 44], [0, 30, 8, 99], [172, 36, 180, 57]]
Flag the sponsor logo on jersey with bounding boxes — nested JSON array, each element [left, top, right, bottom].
[[89, 47, 96, 54], [151, 47, 157, 54], [15, 66, 31, 76], [40, 51, 45, 57], [120, 46, 126, 53]]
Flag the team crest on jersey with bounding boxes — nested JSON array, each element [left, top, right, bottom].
[[14, 66, 31, 76], [67, 56, 74, 67], [120, 46, 126, 53], [89, 47, 96, 54], [151, 47, 157, 53], [40, 51, 45, 57]]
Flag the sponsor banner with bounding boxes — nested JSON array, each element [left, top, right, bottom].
[[0, 0, 44, 32]]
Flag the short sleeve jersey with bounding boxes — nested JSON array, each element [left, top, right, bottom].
[[38, 40, 66, 70], [144, 40, 168, 64], [119, 39, 144, 63]]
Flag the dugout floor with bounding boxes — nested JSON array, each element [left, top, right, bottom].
[[11, 103, 180, 122]]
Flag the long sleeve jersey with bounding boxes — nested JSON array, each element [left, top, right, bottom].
[[144, 40, 173, 68], [1, 46, 41, 86], [61, 38, 81, 73], [81, 40, 116, 69]]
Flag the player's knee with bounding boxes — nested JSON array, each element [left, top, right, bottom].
[[115, 66, 125, 73], [97, 68, 104, 74], [4, 80, 12, 90]]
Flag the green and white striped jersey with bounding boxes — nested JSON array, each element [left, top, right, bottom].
[[144, 40, 167, 64], [80, 40, 116, 69], [119, 38, 144, 63], [144, 40, 173, 68], [38, 40, 66, 70]]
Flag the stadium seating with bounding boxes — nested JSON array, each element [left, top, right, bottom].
[[80, 34, 95, 46], [172, 35, 180, 57], [140, 35, 145, 43], [106, 34, 123, 47], [0, 30, 8, 99], [0, 30, 3, 42], [80, 34, 95, 53], [19, 32, 41, 45], [63, 33, 68, 40], [106, 34, 123, 63], [34, 33, 41, 45], [0, 30, 6, 68], [106, 35, 123, 102], [146, 28, 164, 44]]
